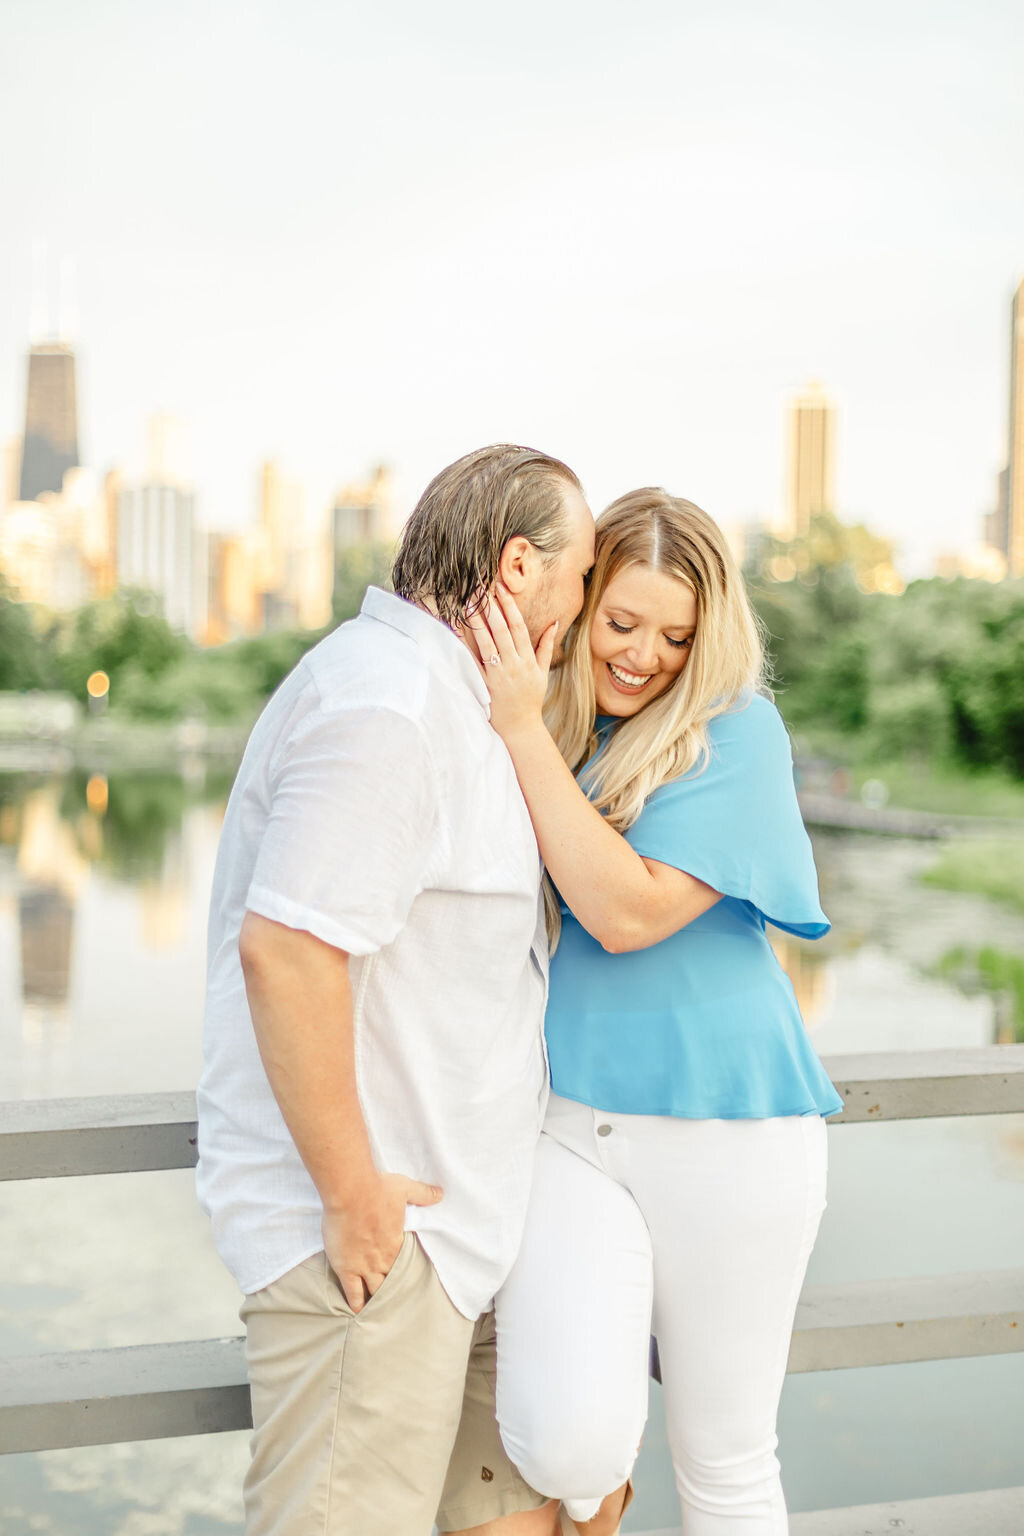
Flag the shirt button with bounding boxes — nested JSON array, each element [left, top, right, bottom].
[[597, 1124, 613, 1137]]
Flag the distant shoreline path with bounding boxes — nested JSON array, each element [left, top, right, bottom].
[[797, 792, 1024, 840], [1, 729, 1022, 841]]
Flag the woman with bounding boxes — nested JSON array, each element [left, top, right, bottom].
[[468, 490, 843, 1535]]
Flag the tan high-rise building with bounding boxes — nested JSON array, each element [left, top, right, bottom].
[[1006, 276, 1024, 578], [331, 464, 395, 547], [785, 383, 835, 538], [0, 470, 99, 611], [3, 437, 22, 511], [258, 460, 301, 590], [203, 461, 329, 643], [206, 531, 263, 643]]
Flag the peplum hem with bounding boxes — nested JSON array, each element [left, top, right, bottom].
[[546, 989, 845, 1122]]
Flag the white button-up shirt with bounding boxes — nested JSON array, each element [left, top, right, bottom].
[[196, 588, 549, 1317]]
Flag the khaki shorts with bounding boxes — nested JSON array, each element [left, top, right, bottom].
[[241, 1234, 548, 1536]]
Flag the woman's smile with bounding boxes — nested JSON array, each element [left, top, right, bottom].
[[605, 661, 655, 694]]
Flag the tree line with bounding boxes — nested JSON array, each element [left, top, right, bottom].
[[2, 528, 1023, 779], [753, 575, 1024, 778]]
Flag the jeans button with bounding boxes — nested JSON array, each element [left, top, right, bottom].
[[597, 1123, 613, 1137]]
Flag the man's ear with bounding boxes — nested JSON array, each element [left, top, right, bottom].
[[497, 535, 537, 595]]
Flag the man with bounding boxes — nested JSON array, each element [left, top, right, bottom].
[[196, 444, 595, 1536]]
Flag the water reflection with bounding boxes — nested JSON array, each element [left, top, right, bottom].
[[770, 934, 833, 1029], [19, 885, 75, 1008], [60, 768, 189, 880], [0, 768, 230, 1102], [3, 773, 1024, 1077], [936, 944, 1024, 1042]]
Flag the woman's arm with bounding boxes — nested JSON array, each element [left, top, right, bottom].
[[468, 589, 721, 953]]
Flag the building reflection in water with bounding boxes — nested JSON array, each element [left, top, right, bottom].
[[140, 839, 187, 949], [3, 769, 201, 1076], [770, 933, 833, 1031], [19, 884, 74, 1008], [15, 782, 87, 1042]]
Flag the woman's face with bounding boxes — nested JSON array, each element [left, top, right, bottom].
[[589, 562, 697, 718]]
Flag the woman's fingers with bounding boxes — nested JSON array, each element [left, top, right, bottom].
[[464, 609, 498, 671], [536, 620, 559, 676], [482, 588, 518, 660], [493, 584, 534, 659]]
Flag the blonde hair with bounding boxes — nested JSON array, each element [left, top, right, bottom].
[[544, 489, 769, 943], [392, 444, 582, 629]]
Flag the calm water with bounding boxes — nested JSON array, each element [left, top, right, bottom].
[[1, 767, 1022, 1535]]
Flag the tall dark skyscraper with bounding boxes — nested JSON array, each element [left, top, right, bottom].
[[18, 342, 79, 502]]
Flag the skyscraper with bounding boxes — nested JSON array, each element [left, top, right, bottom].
[[984, 467, 1009, 561], [257, 459, 307, 627], [331, 464, 395, 548], [785, 383, 835, 539], [18, 343, 79, 503], [2, 437, 22, 511], [117, 482, 206, 638], [1006, 277, 1024, 578], [116, 417, 207, 638]]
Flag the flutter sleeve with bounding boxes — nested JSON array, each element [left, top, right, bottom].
[[624, 693, 830, 939]]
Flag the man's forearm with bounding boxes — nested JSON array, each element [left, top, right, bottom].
[[500, 722, 719, 949], [239, 912, 442, 1310], [239, 911, 376, 1207]]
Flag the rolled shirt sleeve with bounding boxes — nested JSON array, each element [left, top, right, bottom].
[[246, 704, 438, 956]]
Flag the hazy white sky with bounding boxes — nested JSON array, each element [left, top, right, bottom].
[[2, 0, 1022, 571]]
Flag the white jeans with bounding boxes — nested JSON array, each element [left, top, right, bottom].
[[495, 1094, 828, 1533]]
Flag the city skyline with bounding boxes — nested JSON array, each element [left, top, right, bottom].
[[0, 332, 396, 638], [0, 315, 1013, 639], [2, 1, 1023, 575]]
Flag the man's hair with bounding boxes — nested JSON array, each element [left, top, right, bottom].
[[392, 444, 582, 629]]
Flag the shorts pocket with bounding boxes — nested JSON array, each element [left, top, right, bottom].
[[323, 1230, 416, 1316]]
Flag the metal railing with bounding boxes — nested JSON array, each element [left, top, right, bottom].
[[2, 1046, 1024, 1534]]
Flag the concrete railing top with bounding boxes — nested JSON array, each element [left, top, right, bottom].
[[3, 1046, 1023, 1182]]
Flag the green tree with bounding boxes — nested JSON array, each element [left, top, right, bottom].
[[942, 594, 1024, 774], [111, 653, 258, 722], [751, 564, 870, 730], [0, 578, 55, 690], [229, 629, 325, 700], [50, 591, 187, 701], [332, 542, 395, 624]]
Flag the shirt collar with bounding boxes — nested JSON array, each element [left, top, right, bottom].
[[359, 587, 490, 714]]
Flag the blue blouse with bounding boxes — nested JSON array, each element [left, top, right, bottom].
[[545, 693, 844, 1119]]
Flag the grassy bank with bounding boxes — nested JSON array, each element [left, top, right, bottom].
[[936, 945, 1024, 1040], [920, 840, 1024, 911], [851, 761, 1024, 820], [790, 724, 1024, 819]]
